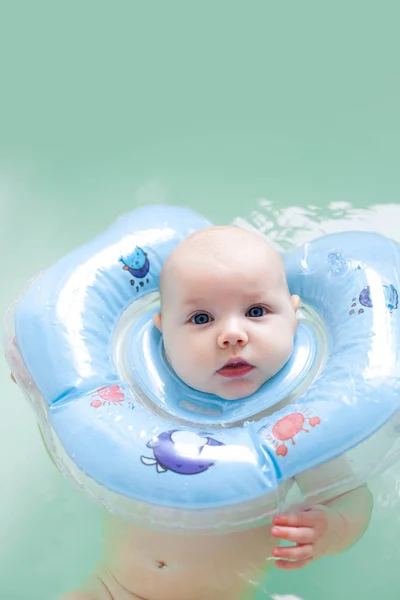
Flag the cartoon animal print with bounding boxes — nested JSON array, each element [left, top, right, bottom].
[[119, 246, 150, 291], [90, 385, 134, 409], [349, 284, 398, 315], [259, 408, 321, 457], [327, 249, 364, 277], [327, 250, 349, 276], [140, 430, 224, 474]]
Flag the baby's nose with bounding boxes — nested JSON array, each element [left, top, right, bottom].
[[217, 321, 248, 348]]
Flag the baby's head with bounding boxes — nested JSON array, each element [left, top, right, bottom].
[[153, 226, 300, 400]]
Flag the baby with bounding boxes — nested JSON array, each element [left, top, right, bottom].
[[152, 225, 300, 401], [14, 226, 373, 600]]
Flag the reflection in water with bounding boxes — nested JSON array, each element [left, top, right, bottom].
[[236, 199, 400, 251]]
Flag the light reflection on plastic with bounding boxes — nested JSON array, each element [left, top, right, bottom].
[[56, 227, 175, 378], [171, 431, 208, 458], [364, 269, 396, 379], [201, 443, 258, 465], [142, 329, 165, 392]]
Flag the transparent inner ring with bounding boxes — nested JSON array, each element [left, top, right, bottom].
[[113, 293, 329, 429]]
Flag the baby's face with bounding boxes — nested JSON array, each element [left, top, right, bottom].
[[154, 227, 299, 401]]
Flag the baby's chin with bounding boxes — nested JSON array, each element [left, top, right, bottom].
[[210, 378, 268, 401]]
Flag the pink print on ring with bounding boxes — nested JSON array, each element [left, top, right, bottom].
[[90, 385, 134, 410], [259, 409, 321, 457]]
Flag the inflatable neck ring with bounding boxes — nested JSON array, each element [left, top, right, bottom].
[[6, 205, 400, 532]]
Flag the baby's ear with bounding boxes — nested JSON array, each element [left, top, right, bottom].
[[291, 294, 301, 313], [153, 313, 162, 332]]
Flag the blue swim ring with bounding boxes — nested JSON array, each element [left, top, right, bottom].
[[5, 205, 400, 531]]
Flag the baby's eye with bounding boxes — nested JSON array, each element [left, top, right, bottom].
[[246, 306, 267, 318], [191, 313, 213, 325]]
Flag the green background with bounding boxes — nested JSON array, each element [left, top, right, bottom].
[[1, 1, 400, 598]]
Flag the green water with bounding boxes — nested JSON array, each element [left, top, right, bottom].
[[1, 1, 400, 598]]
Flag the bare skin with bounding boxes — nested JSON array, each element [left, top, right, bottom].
[[153, 226, 300, 400], [9, 227, 373, 600], [60, 482, 372, 600], [61, 515, 279, 600]]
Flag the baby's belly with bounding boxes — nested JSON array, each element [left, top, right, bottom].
[[102, 515, 275, 600]]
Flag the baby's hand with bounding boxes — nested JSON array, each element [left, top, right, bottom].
[[270, 507, 343, 570]]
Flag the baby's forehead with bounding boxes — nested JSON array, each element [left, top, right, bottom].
[[183, 225, 268, 247], [173, 226, 277, 264], [160, 226, 286, 298]]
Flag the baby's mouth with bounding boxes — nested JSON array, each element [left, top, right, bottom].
[[217, 359, 254, 379]]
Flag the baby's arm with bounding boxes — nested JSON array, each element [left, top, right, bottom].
[[316, 483, 373, 553], [271, 458, 373, 569]]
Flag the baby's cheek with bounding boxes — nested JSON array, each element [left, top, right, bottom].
[[262, 326, 294, 366], [276, 333, 295, 365], [185, 346, 210, 373], [171, 337, 204, 371], [163, 334, 186, 371]]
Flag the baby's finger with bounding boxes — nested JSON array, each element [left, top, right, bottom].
[[271, 526, 315, 545], [272, 510, 320, 528], [272, 544, 313, 561], [275, 558, 312, 571]]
